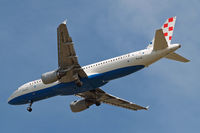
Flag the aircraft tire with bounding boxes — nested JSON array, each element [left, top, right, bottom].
[[95, 102, 101, 106], [27, 107, 32, 112]]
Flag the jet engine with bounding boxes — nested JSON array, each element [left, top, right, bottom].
[[41, 70, 66, 84], [70, 99, 94, 112]]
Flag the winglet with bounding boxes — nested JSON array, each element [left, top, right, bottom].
[[62, 19, 67, 25], [145, 106, 150, 110]]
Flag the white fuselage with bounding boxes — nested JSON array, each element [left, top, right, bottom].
[[83, 44, 180, 76], [8, 44, 180, 105]]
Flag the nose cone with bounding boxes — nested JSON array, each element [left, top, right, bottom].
[[8, 99, 13, 105], [8, 91, 18, 105]]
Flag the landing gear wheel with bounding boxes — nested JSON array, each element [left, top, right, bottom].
[[95, 102, 101, 106], [27, 100, 33, 112], [27, 107, 32, 112]]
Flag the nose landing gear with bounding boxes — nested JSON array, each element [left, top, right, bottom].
[[27, 100, 33, 112]]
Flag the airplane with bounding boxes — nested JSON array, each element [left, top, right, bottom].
[[8, 17, 189, 113]]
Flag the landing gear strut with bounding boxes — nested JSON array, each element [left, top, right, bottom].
[[73, 73, 83, 87], [27, 100, 33, 112], [75, 79, 83, 87]]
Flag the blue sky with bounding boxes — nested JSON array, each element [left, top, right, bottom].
[[1, 0, 199, 132]]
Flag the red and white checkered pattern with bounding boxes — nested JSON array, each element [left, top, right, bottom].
[[148, 17, 176, 49], [161, 16, 176, 44]]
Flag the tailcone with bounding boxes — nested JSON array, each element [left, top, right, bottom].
[[169, 43, 181, 51]]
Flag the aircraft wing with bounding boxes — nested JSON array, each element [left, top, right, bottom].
[[76, 88, 148, 111], [57, 21, 87, 83]]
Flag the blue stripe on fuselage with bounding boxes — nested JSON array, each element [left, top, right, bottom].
[[8, 65, 144, 105]]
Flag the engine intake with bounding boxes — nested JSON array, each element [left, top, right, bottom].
[[41, 70, 66, 84], [70, 99, 93, 113]]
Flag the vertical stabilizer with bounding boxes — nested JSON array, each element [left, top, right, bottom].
[[162, 16, 176, 44], [153, 29, 168, 51], [147, 17, 177, 49]]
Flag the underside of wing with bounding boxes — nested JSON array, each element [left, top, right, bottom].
[[57, 22, 75, 68], [76, 88, 148, 111], [57, 21, 87, 83], [99, 92, 148, 111]]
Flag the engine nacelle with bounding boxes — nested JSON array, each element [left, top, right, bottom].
[[70, 99, 93, 113], [41, 70, 59, 84]]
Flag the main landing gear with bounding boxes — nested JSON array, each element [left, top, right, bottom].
[[73, 73, 83, 87], [95, 102, 101, 106], [75, 79, 83, 87], [27, 100, 33, 112]]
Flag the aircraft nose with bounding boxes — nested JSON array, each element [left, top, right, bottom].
[[8, 90, 18, 105]]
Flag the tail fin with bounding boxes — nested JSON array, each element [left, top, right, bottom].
[[153, 29, 168, 51], [162, 16, 176, 44], [165, 52, 190, 62], [147, 16, 176, 49], [147, 17, 190, 62]]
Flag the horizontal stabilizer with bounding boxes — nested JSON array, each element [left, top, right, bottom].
[[153, 29, 168, 51], [165, 52, 190, 62]]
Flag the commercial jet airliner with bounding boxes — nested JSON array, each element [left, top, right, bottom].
[[8, 17, 189, 112]]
